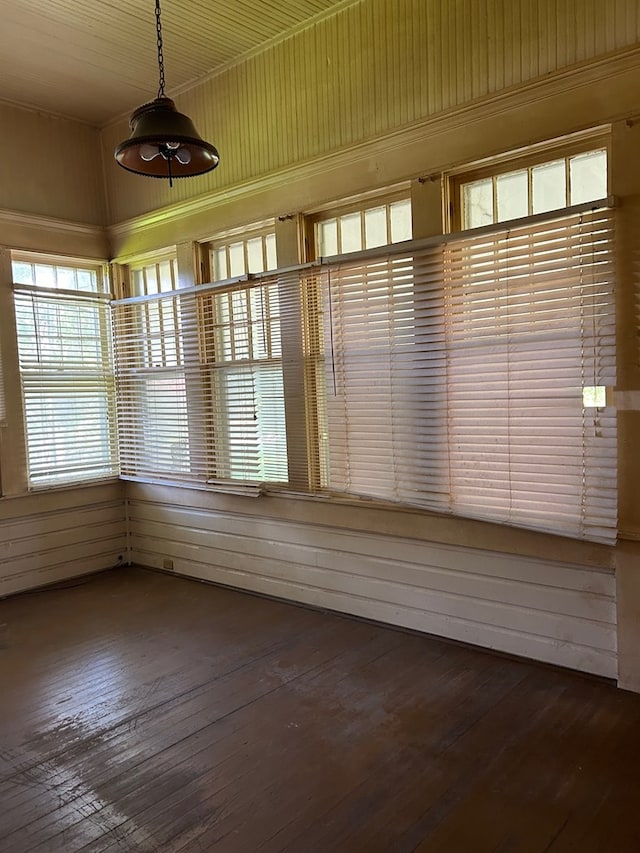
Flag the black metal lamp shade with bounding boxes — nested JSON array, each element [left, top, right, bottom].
[[115, 97, 219, 180]]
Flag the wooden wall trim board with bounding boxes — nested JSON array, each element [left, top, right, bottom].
[[0, 209, 108, 259], [0, 247, 27, 497], [615, 540, 640, 692], [0, 482, 126, 598], [125, 483, 617, 680], [0, 481, 123, 520], [125, 482, 613, 571]]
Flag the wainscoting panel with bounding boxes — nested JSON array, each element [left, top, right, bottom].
[[0, 482, 126, 597], [127, 485, 617, 679]]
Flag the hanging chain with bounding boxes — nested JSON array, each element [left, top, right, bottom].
[[155, 0, 166, 98]]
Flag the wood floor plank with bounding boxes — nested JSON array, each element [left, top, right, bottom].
[[0, 566, 639, 852], [3, 617, 384, 849], [88, 630, 406, 852]]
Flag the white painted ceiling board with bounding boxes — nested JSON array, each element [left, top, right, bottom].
[[0, 0, 355, 125]]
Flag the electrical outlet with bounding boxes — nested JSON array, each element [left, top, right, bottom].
[[162, 558, 174, 571]]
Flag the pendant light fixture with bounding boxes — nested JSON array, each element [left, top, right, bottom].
[[114, 0, 219, 186]]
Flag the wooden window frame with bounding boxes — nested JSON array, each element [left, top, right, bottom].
[[10, 251, 118, 491], [200, 220, 277, 284], [307, 187, 412, 261], [447, 129, 610, 232]]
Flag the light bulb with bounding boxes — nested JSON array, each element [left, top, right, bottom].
[[175, 147, 192, 165]]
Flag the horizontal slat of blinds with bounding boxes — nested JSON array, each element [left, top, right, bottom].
[[323, 208, 616, 543], [14, 288, 118, 487]]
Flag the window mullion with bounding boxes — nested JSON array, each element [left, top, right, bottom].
[[278, 272, 311, 490], [0, 247, 28, 495], [274, 215, 313, 490]]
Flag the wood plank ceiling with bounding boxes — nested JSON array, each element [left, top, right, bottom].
[[0, 0, 355, 125]]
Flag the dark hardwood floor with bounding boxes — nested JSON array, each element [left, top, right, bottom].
[[0, 566, 639, 852]]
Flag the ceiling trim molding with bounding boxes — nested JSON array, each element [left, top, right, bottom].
[[0, 94, 97, 128], [0, 209, 108, 258], [109, 45, 640, 249], [0, 209, 105, 236]]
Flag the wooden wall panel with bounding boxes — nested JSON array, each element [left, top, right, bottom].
[[126, 485, 617, 679], [0, 483, 126, 597], [102, 0, 640, 225], [0, 102, 105, 226]]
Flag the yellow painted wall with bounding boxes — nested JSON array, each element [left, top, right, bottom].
[[0, 102, 105, 226], [102, 0, 640, 224]]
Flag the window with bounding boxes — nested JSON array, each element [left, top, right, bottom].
[[200, 279, 287, 482], [113, 275, 288, 487], [12, 255, 118, 487], [442, 209, 616, 541], [321, 251, 436, 503], [115, 252, 191, 479], [314, 196, 412, 257], [207, 224, 277, 282], [130, 255, 178, 295], [319, 205, 616, 542], [455, 147, 608, 229]]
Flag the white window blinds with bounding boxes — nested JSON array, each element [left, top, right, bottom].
[[322, 207, 616, 543], [113, 275, 289, 487], [111, 206, 616, 543], [322, 250, 450, 509], [13, 285, 118, 487]]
